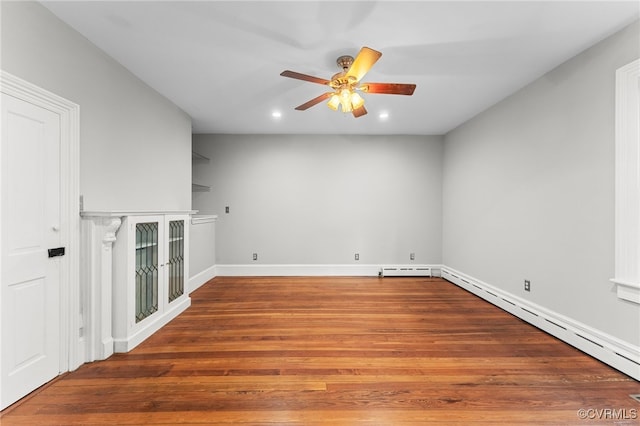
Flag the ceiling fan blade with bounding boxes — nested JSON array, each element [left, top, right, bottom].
[[345, 47, 382, 82], [352, 105, 367, 118], [294, 92, 333, 110], [360, 83, 416, 95], [280, 70, 330, 85]]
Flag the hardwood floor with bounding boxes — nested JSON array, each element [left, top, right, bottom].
[[2, 276, 638, 425]]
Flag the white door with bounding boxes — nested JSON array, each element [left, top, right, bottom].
[[1, 93, 62, 409]]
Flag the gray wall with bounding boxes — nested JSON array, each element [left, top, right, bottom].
[[193, 134, 443, 265], [443, 21, 640, 346], [1, 2, 192, 212]]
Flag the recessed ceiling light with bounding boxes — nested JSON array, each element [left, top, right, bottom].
[[271, 111, 282, 119], [379, 112, 389, 120]]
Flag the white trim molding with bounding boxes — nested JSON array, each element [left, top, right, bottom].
[[611, 278, 640, 305], [188, 265, 217, 293], [217, 264, 382, 277], [612, 58, 640, 304], [113, 297, 190, 353], [81, 210, 196, 217], [191, 214, 217, 225], [441, 266, 640, 381]]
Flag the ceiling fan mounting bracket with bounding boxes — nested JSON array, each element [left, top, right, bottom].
[[336, 55, 354, 71]]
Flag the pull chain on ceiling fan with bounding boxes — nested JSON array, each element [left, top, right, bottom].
[[280, 46, 416, 118]]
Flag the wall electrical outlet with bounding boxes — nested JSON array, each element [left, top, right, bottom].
[[252, 253, 258, 261], [225, 206, 229, 214], [524, 280, 531, 292], [354, 253, 359, 261], [410, 252, 415, 261]]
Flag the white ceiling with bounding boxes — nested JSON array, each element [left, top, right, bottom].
[[42, 1, 639, 135]]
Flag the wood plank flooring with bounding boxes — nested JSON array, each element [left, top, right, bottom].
[[2, 276, 638, 425]]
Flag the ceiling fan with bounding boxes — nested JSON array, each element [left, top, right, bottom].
[[280, 46, 416, 118]]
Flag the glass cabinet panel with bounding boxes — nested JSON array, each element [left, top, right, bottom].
[[168, 220, 185, 303], [135, 222, 159, 322]]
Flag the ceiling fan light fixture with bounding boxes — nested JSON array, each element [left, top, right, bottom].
[[327, 94, 340, 111], [339, 88, 353, 113], [328, 89, 363, 113], [350, 92, 365, 109]]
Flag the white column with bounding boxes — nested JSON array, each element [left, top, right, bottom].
[[80, 215, 122, 361]]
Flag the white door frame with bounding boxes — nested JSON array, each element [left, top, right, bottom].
[[0, 71, 81, 391]]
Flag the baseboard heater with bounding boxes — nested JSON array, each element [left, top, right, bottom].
[[380, 265, 432, 277]]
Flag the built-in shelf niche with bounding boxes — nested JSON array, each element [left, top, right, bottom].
[[192, 151, 210, 192], [191, 183, 210, 192]]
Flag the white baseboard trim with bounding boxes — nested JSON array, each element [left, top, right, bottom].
[[216, 264, 443, 277], [189, 265, 217, 293], [216, 264, 379, 276], [101, 337, 114, 360], [113, 297, 191, 353], [441, 266, 640, 381]]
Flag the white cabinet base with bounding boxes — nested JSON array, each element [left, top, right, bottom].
[[113, 296, 190, 353]]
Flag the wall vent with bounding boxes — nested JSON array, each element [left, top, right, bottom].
[[380, 265, 432, 277]]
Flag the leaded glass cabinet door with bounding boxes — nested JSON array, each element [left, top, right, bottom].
[[167, 219, 185, 303], [135, 222, 159, 323]]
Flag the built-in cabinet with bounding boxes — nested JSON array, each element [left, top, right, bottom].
[[80, 210, 193, 361], [112, 213, 191, 352]]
